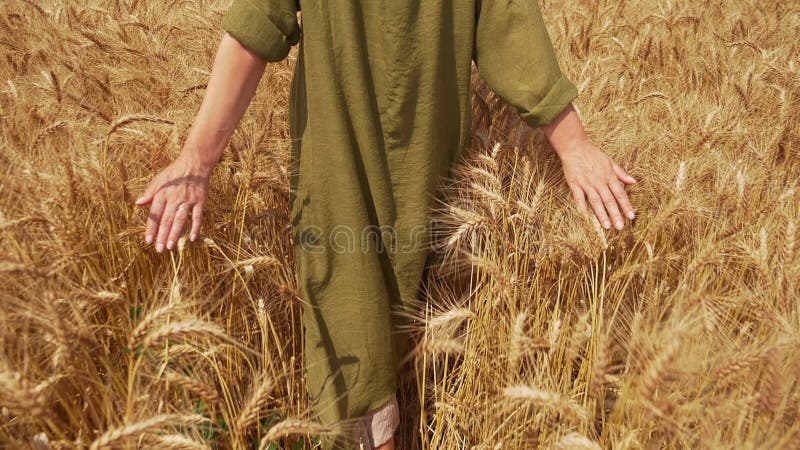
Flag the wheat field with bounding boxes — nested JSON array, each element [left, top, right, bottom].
[[1, 0, 799, 449]]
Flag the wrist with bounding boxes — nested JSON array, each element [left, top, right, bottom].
[[177, 145, 219, 176], [551, 135, 591, 159], [540, 105, 590, 158]]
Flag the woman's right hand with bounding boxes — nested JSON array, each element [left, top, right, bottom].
[[130, 32, 272, 252], [134, 152, 213, 252]]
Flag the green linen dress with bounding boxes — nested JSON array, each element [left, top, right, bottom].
[[221, 0, 578, 446]]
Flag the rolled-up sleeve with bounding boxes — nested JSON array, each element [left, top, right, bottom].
[[473, 0, 578, 127], [221, 0, 301, 62]]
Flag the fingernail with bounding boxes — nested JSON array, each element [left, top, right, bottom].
[[156, 242, 163, 252], [627, 210, 635, 219], [190, 232, 196, 241], [166, 239, 174, 250], [145, 234, 153, 244], [603, 221, 611, 229], [615, 220, 624, 230]]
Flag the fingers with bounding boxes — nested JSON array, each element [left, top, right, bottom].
[[562, 146, 637, 230], [613, 162, 636, 185], [586, 188, 612, 230], [166, 202, 191, 250], [568, 183, 588, 214], [155, 202, 177, 253], [583, 179, 635, 230], [598, 185, 625, 230], [609, 179, 636, 220], [146, 198, 202, 251], [137, 160, 211, 251], [145, 195, 166, 245], [135, 177, 159, 206], [190, 201, 204, 241]]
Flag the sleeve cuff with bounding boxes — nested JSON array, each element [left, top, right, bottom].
[[519, 75, 579, 127], [221, 0, 299, 62]]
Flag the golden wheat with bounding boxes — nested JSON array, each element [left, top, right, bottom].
[[89, 414, 209, 450], [2, 0, 798, 448]]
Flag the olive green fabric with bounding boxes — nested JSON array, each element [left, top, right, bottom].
[[222, 0, 577, 447]]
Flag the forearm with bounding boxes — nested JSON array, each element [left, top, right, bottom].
[[179, 32, 268, 171], [540, 103, 590, 158]]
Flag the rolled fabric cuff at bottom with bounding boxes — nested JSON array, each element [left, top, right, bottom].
[[353, 393, 400, 449], [519, 74, 579, 128], [221, 0, 296, 62]]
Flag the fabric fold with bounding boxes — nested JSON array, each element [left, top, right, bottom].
[[221, 0, 301, 62], [473, 0, 578, 126]]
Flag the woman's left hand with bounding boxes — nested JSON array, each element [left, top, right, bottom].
[[557, 139, 637, 230]]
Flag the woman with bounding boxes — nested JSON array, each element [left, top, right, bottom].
[[134, 0, 636, 448]]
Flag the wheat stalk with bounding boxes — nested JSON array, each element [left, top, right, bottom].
[[258, 417, 330, 449], [503, 384, 588, 423], [588, 330, 610, 400], [89, 414, 209, 450], [165, 371, 220, 403], [508, 311, 528, 374], [236, 377, 276, 432], [128, 302, 185, 349], [0, 371, 45, 416], [151, 434, 212, 450], [638, 335, 681, 402], [140, 320, 234, 351], [556, 432, 602, 450], [756, 346, 784, 415]]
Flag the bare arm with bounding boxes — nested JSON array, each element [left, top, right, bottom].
[[134, 33, 268, 252], [472, 0, 637, 230], [181, 33, 268, 169], [542, 104, 637, 230]]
